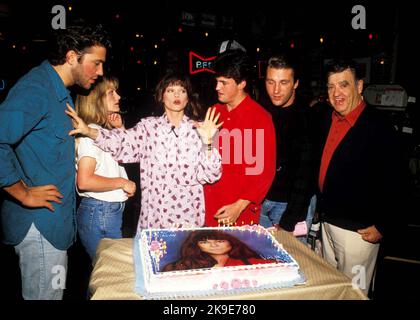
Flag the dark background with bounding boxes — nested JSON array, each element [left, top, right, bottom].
[[1, 1, 419, 106]]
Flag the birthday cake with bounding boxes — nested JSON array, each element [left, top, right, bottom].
[[133, 225, 305, 299]]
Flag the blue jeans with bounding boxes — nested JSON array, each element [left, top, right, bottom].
[[77, 197, 125, 261], [259, 195, 317, 243], [14, 223, 67, 300]]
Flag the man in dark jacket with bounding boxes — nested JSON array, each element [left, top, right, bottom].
[[259, 54, 318, 242], [318, 59, 403, 295]]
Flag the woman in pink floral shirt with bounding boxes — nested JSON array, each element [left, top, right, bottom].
[[67, 73, 222, 230]]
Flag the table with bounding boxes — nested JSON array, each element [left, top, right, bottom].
[[89, 230, 367, 300]]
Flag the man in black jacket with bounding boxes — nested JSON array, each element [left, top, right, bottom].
[[318, 59, 403, 295], [259, 54, 318, 242]]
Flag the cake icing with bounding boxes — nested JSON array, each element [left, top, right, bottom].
[[134, 225, 305, 299]]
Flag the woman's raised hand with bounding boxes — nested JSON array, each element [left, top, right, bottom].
[[65, 104, 98, 139], [195, 107, 224, 145]]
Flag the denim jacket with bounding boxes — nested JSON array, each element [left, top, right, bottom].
[[0, 60, 76, 250]]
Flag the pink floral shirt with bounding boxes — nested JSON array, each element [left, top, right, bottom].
[[94, 114, 221, 230]]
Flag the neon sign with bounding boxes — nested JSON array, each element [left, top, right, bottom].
[[189, 51, 216, 75]]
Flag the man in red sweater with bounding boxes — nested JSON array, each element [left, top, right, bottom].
[[204, 49, 276, 227]]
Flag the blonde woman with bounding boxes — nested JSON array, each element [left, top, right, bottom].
[[67, 72, 222, 231], [75, 76, 136, 260]]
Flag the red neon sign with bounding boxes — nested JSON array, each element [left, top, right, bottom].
[[189, 51, 216, 75]]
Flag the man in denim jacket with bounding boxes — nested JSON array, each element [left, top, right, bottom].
[[0, 22, 110, 299]]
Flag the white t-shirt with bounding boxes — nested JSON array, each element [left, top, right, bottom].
[[76, 124, 128, 202]]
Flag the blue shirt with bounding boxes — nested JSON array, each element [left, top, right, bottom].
[[0, 60, 76, 250]]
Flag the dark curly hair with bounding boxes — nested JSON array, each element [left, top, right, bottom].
[[324, 58, 363, 82], [213, 49, 252, 85], [162, 230, 262, 271], [48, 21, 111, 66]]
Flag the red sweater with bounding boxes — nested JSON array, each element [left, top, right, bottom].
[[319, 101, 366, 192], [204, 95, 276, 226]]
